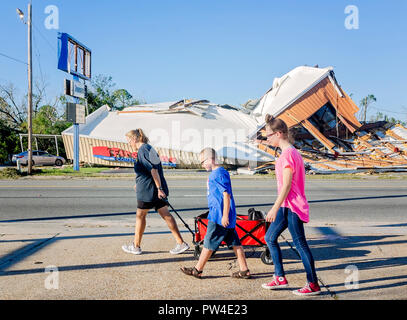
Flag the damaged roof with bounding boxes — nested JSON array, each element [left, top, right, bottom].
[[62, 99, 273, 166], [252, 66, 335, 119]]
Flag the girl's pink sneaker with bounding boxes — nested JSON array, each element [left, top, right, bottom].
[[261, 276, 289, 289]]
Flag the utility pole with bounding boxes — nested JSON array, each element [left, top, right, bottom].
[[27, 2, 33, 175], [16, 3, 33, 174]]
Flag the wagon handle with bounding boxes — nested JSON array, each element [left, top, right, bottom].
[[163, 198, 195, 238]]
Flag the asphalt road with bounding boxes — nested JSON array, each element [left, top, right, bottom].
[[0, 177, 406, 227]]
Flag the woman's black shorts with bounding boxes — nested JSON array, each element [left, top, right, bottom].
[[137, 198, 167, 211]]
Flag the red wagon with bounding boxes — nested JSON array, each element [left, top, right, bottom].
[[193, 211, 273, 265], [165, 200, 273, 265]]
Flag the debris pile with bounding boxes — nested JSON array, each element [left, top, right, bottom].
[[248, 122, 407, 175]]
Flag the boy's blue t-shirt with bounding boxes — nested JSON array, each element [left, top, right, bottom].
[[207, 167, 236, 229]]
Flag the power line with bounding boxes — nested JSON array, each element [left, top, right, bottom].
[[32, 22, 57, 54], [33, 31, 45, 83], [370, 106, 407, 115], [0, 52, 28, 66]]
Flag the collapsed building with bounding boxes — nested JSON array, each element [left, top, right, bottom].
[[62, 65, 407, 173], [245, 66, 407, 174], [62, 99, 273, 168]]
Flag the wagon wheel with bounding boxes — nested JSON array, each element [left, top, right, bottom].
[[260, 248, 273, 265], [193, 245, 201, 260], [193, 245, 217, 260]]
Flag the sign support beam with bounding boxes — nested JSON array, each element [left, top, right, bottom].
[[73, 75, 80, 171]]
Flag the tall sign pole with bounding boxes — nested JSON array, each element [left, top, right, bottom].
[[27, 2, 33, 175], [73, 75, 80, 171], [64, 80, 86, 171], [58, 32, 90, 171]]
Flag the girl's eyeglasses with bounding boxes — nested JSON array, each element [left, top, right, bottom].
[[266, 132, 278, 138]]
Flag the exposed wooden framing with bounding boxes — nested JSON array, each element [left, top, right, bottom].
[[299, 119, 336, 150], [276, 77, 361, 131], [326, 90, 357, 133], [255, 76, 362, 156], [257, 143, 278, 157], [325, 160, 357, 169], [311, 162, 335, 170]]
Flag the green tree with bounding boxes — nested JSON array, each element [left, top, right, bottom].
[[86, 75, 117, 112], [32, 105, 57, 134], [112, 89, 141, 110], [0, 80, 72, 164], [29, 104, 70, 157], [0, 119, 20, 164], [86, 74, 141, 112]]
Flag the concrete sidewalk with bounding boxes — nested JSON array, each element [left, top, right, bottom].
[[1, 220, 407, 300]]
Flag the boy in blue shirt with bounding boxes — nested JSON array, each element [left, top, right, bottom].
[[180, 148, 251, 279]]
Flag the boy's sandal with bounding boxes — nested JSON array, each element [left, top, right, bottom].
[[180, 266, 203, 279], [232, 269, 251, 279]]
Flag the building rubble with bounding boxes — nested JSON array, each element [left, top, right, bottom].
[[243, 122, 407, 175], [239, 65, 407, 174]]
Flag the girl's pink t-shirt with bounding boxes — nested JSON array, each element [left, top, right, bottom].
[[275, 147, 310, 223]]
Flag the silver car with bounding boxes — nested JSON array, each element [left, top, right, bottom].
[[12, 150, 66, 166]]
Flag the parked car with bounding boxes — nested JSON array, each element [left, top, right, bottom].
[[11, 151, 28, 164], [12, 150, 66, 166]]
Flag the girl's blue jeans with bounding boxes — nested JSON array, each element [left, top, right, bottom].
[[265, 207, 318, 284]]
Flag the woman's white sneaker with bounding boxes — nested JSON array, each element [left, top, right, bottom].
[[170, 242, 190, 254], [122, 243, 142, 255]]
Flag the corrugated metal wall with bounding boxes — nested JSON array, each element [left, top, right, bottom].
[[61, 134, 245, 168]]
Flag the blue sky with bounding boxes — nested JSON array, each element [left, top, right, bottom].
[[1, 0, 406, 121]]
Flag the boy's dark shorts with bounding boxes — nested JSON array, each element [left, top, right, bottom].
[[137, 199, 167, 211], [203, 220, 241, 251]]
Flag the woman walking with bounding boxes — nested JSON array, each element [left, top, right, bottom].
[[261, 114, 321, 296], [121, 129, 189, 255]]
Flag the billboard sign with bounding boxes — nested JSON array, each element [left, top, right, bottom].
[[58, 33, 91, 80]]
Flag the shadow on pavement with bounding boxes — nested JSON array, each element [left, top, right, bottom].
[[326, 274, 407, 295], [0, 253, 197, 277]]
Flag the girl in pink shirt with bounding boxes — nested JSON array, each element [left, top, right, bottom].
[[261, 114, 321, 296]]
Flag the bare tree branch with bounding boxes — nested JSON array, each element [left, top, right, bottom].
[[0, 79, 48, 128], [0, 83, 27, 128]]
